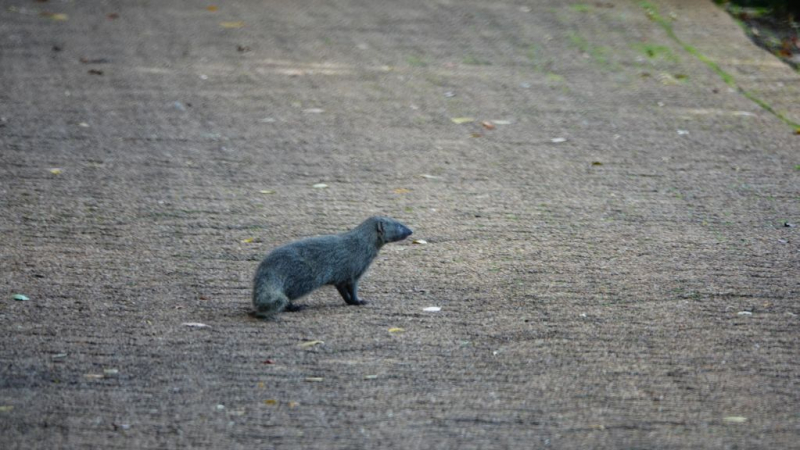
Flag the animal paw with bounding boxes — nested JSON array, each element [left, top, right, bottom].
[[284, 303, 308, 312]]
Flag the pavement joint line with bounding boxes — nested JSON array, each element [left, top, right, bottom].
[[640, 1, 800, 132]]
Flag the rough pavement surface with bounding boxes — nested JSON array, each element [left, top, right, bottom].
[[1, 0, 798, 448]]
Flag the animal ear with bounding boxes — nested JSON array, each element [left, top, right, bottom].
[[376, 219, 385, 237]]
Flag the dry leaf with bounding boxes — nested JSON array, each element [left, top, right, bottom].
[[259, 190, 276, 194], [550, 137, 567, 143], [393, 188, 411, 194], [303, 108, 325, 114], [49, 168, 62, 175], [481, 121, 496, 130], [264, 399, 278, 406], [363, 374, 378, 380], [257, 382, 265, 389], [298, 340, 324, 348], [412, 239, 427, 245], [182, 322, 210, 328], [388, 327, 405, 333], [492, 120, 512, 125], [206, 6, 218, 12], [84, 373, 104, 379], [419, 174, 441, 179], [723, 416, 747, 423], [422, 306, 441, 312], [220, 21, 244, 28], [241, 237, 254, 243], [41, 12, 69, 21], [591, 161, 603, 166], [471, 132, 482, 138], [305, 377, 324, 382], [12, 294, 30, 301], [0, 406, 13, 413], [288, 401, 299, 408], [451, 117, 474, 124], [312, 183, 328, 189]]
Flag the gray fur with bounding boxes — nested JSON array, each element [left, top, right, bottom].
[[252, 216, 412, 319]]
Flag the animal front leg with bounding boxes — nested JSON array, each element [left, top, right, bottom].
[[336, 283, 352, 304], [343, 281, 367, 306]]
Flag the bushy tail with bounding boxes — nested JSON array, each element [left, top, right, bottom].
[[252, 275, 289, 319]]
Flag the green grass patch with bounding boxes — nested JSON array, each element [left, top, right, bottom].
[[462, 55, 491, 66], [406, 55, 428, 67], [570, 4, 591, 13], [568, 32, 612, 67], [632, 42, 679, 62]]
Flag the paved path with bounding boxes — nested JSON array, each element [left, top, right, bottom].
[[1, 1, 798, 448]]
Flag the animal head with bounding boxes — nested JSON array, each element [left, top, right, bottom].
[[373, 216, 413, 244]]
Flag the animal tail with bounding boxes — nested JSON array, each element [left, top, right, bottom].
[[252, 274, 289, 319]]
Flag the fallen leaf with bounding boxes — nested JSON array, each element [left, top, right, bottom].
[[41, 12, 68, 21], [422, 306, 441, 312], [264, 399, 278, 405], [481, 121, 496, 130], [737, 311, 752, 316], [723, 416, 747, 423], [78, 122, 90, 128], [412, 239, 427, 245], [393, 188, 411, 194], [237, 45, 251, 52], [12, 294, 30, 301], [88, 69, 104, 76], [303, 108, 325, 114], [257, 382, 265, 389], [451, 117, 474, 124], [0, 406, 13, 413], [550, 137, 567, 143], [182, 322, 210, 328], [304, 377, 324, 382], [84, 373, 104, 379], [298, 340, 324, 348], [492, 120, 512, 125], [262, 360, 274, 365], [364, 374, 378, 380], [388, 327, 405, 333], [220, 21, 244, 28], [591, 161, 603, 166], [103, 368, 119, 377], [241, 237, 254, 243], [677, 130, 689, 135], [312, 183, 328, 189], [471, 132, 482, 138], [288, 401, 299, 408], [419, 174, 441, 179], [259, 189, 276, 194], [107, 13, 119, 20], [49, 168, 62, 175], [206, 6, 218, 12]]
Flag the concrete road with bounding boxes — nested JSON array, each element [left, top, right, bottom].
[[1, 0, 798, 448]]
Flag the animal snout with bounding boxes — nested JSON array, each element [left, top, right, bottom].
[[400, 225, 413, 240]]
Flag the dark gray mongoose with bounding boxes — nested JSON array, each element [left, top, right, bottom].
[[252, 216, 413, 318]]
